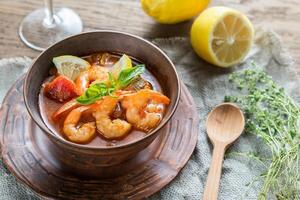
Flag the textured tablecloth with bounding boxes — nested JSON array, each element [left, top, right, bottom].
[[0, 29, 298, 200]]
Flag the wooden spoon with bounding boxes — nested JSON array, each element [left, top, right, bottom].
[[203, 103, 245, 200]]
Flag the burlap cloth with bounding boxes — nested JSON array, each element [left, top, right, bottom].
[[0, 29, 297, 200]]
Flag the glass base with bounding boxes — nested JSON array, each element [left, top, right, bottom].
[[19, 7, 83, 51]]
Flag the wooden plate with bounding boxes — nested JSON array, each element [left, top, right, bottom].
[[0, 77, 199, 200]]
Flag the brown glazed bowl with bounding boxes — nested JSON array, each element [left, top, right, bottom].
[[23, 30, 180, 178]]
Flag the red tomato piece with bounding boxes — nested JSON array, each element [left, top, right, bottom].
[[44, 75, 78, 102]]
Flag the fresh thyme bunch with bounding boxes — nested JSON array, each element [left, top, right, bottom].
[[225, 69, 300, 200]]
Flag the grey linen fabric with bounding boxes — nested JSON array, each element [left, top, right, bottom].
[[0, 30, 297, 200], [0, 57, 40, 200]]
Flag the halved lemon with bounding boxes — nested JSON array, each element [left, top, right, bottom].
[[53, 55, 91, 81], [110, 54, 133, 79], [191, 6, 254, 67]]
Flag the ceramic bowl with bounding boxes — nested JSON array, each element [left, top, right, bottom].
[[23, 30, 180, 178]]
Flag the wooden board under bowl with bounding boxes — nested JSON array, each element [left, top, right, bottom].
[[0, 77, 199, 200]]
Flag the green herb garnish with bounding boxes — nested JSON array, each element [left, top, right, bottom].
[[76, 83, 114, 105], [225, 68, 300, 200], [76, 64, 145, 105], [116, 64, 145, 89]]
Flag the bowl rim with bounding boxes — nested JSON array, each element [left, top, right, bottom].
[[23, 30, 181, 150]]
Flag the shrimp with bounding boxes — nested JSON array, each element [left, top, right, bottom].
[[63, 106, 96, 143], [121, 89, 170, 132], [92, 96, 132, 139], [75, 66, 109, 95]]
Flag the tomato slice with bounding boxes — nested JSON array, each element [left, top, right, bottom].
[[44, 75, 78, 102]]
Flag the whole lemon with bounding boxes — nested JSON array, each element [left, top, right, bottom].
[[141, 0, 210, 24]]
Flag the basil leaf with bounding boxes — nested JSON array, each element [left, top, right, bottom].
[[117, 64, 145, 89], [76, 83, 115, 105]]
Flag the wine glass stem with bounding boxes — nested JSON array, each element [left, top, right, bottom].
[[43, 0, 55, 26]]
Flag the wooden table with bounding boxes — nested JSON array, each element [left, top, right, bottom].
[[0, 0, 299, 72]]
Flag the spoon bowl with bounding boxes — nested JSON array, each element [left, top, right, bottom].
[[206, 103, 245, 147], [203, 103, 245, 200]]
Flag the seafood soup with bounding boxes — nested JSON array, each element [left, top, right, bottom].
[[39, 53, 170, 147]]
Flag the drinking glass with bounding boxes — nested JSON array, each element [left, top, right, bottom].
[[19, 0, 83, 51]]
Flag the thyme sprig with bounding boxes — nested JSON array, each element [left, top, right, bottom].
[[225, 69, 300, 200]]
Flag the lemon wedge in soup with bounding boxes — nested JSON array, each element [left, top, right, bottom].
[[53, 55, 90, 81], [191, 6, 254, 67], [110, 54, 133, 79]]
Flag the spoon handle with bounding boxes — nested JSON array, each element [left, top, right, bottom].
[[203, 143, 225, 200]]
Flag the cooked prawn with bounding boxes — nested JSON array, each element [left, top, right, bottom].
[[121, 89, 170, 132], [92, 96, 132, 139], [63, 106, 96, 143], [75, 66, 109, 95]]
